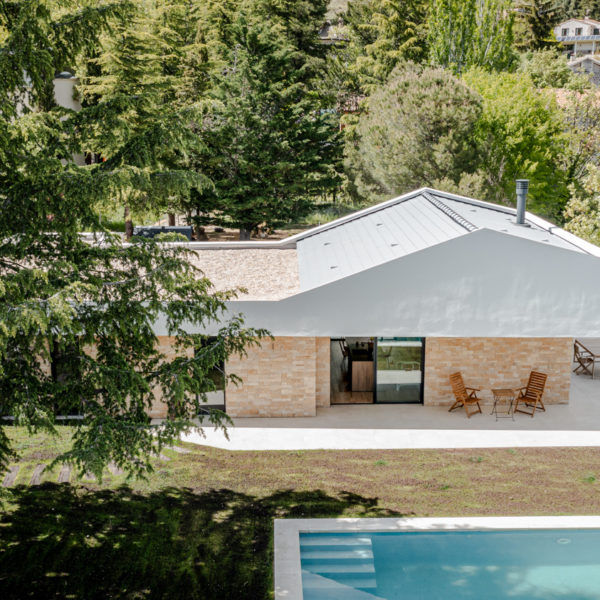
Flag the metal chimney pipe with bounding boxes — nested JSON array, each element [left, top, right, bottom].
[[515, 179, 529, 225]]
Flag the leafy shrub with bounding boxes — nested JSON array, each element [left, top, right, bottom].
[[154, 232, 189, 242]]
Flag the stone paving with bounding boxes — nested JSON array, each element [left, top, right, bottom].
[[1, 447, 188, 488], [182, 372, 600, 451]]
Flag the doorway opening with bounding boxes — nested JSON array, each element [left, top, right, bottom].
[[329, 337, 424, 405], [330, 338, 374, 404]]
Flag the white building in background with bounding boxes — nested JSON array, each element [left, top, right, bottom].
[[52, 71, 85, 166], [53, 71, 81, 111], [555, 17, 600, 57], [568, 54, 600, 85]]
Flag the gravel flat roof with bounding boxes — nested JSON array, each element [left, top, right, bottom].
[[189, 249, 299, 300]]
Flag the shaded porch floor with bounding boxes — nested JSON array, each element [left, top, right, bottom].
[[182, 372, 600, 450]]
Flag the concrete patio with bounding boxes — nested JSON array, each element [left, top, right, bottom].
[[182, 372, 600, 450]]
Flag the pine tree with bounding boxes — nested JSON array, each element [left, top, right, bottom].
[[0, 0, 264, 477], [346, 63, 483, 201], [429, 0, 516, 74], [76, 0, 213, 236], [344, 0, 429, 92], [559, 0, 600, 20], [191, 9, 343, 239], [513, 0, 561, 51]]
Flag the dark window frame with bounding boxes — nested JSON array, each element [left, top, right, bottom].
[[194, 336, 226, 414]]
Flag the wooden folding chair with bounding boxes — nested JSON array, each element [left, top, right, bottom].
[[514, 371, 547, 417], [574, 341, 595, 377], [448, 372, 482, 418]]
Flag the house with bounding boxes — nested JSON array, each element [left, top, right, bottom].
[[150, 186, 600, 419], [568, 54, 600, 85], [318, 20, 348, 45], [555, 17, 600, 57]]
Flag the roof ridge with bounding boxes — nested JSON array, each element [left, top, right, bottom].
[[292, 188, 426, 242], [423, 191, 478, 232]]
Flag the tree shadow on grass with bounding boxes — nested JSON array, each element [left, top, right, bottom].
[[0, 484, 403, 600]]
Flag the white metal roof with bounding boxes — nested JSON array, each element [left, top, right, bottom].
[[294, 188, 594, 291], [296, 191, 467, 290], [178, 187, 600, 298]]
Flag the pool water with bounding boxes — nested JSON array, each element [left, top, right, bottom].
[[300, 530, 600, 599]]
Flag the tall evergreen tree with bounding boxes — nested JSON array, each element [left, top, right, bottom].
[[0, 0, 264, 477], [77, 0, 213, 236], [343, 0, 429, 92], [559, 0, 600, 20], [429, 0, 516, 74], [345, 63, 483, 201], [191, 11, 343, 239], [513, 0, 562, 51]]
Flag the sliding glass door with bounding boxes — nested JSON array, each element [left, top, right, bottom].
[[375, 338, 424, 404]]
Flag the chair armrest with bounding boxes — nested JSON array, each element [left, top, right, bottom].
[[465, 387, 480, 392]]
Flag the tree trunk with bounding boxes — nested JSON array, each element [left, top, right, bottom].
[[194, 225, 208, 241], [239, 228, 251, 241], [168, 213, 175, 226], [124, 206, 133, 240]]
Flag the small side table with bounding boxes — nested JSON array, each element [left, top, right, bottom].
[[491, 389, 515, 421]]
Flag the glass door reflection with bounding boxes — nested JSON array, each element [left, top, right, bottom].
[[375, 338, 424, 404]]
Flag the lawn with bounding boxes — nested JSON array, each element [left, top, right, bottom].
[[2, 427, 600, 599]]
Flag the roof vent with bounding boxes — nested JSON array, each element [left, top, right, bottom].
[[516, 179, 529, 226]]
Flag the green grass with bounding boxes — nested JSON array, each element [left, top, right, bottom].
[[3, 427, 600, 598]]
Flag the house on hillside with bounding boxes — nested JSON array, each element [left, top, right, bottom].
[[149, 186, 600, 420], [318, 20, 348, 45], [568, 54, 600, 85], [555, 17, 600, 57]]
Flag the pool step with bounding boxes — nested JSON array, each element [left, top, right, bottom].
[[313, 563, 375, 573], [300, 535, 378, 595], [301, 571, 385, 600], [301, 536, 374, 547], [301, 549, 374, 562]]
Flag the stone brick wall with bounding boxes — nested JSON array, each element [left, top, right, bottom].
[[315, 337, 331, 408], [225, 336, 323, 417], [424, 337, 573, 406], [147, 336, 193, 419]]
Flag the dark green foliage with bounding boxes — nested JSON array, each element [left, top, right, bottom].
[[343, 0, 429, 92], [190, 11, 343, 238], [346, 63, 483, 201], [513, 0, 562, 51], [519, 48, 590, 88], [0, 1, 265, 478], [559, 0, 600, 20], [428, 0, 516, 74], [0, 484, 390, 600], [463, 67, 569, 219]]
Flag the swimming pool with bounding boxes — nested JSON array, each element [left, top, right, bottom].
[[274, 517, 600, 600]]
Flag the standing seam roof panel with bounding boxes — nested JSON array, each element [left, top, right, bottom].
[[297, 192, 471, 290]]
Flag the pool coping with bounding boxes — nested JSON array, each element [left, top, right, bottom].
[[274, 515, 600, 600]]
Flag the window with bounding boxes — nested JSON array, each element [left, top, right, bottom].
[[375, 338, 424, 404], [50, 338, 84, 416], [594, 28, 599, 35], [576, 27, 583, 35], [562, 28, 569, 36], [194, 337, 225, 412]]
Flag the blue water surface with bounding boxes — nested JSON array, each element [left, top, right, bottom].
[[300, 529, 600, 600]]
